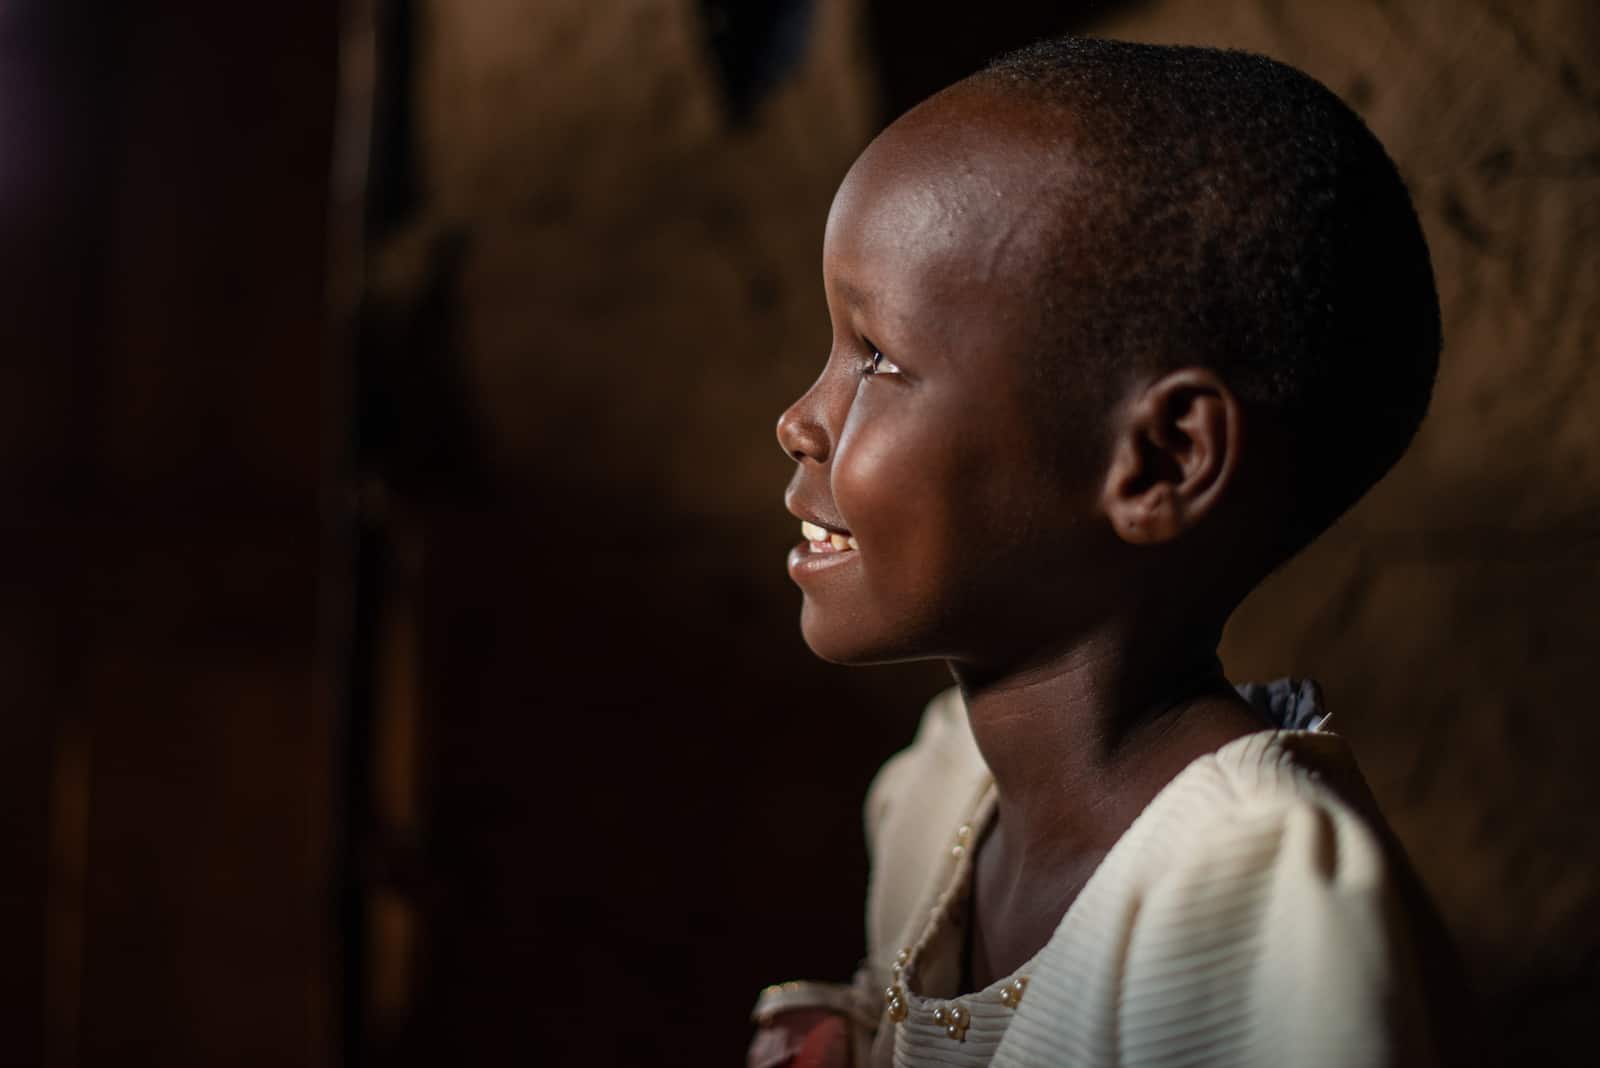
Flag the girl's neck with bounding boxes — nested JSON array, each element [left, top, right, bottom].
[[950, 621, 1267, 878], [950, 621, 1270, 986]]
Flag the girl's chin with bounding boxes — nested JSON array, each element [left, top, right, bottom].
[[799, 617, 878, 666], [798, 608, 930, 666]]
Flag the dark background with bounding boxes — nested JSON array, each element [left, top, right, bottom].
[[4, 1, 1598, 1066]]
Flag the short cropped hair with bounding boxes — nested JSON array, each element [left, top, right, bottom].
[[978, 38, 1440, 548]]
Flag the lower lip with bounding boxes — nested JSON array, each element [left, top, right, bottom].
[[787, 541, 860, 582]]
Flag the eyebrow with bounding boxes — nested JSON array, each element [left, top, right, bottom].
[[832, 277, 875, 311]]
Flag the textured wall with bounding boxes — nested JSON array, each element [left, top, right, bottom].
[[1089, 2, 1600, 1057], [377, 3, 949, 1064], [413, 0, 877, 520]]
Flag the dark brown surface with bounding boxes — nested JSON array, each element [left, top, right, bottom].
[[393, 508, 942, 1065], [3, 4, 337, 1066]]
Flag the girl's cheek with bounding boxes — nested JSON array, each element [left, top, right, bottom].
[[831, 425, 904, 524]]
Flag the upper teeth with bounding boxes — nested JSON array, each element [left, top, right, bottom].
[[801, 521, 858, 551]]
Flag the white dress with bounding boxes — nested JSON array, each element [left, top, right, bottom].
[[756, 681, 1449, 1067]]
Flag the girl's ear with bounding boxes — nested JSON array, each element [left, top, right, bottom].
[[1100, 368, 1243, 546]]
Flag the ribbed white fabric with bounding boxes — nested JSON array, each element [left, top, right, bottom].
[[859, 688, 1438, 1068]]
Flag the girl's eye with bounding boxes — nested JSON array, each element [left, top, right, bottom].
[[863, 341, 902, 377]]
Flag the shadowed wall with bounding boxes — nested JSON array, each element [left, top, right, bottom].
[[3, 4, 338, 1066], [351, 4, 949, 1063], [1089, 4, 1600, 1059]]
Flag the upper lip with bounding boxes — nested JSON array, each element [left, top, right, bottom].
[[785, 490, 851, 536], [793, 511, 853, 537]]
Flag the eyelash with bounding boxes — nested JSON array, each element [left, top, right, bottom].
[[860, 338, 902, 377]]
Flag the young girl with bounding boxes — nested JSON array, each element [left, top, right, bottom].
[[750, 37, 1468, 1068]]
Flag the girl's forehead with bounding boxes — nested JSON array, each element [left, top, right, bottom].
[[825, 125, 1082, 314], [829, 87, 1095, 277]]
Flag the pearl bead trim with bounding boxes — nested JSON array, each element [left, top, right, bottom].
[[932, 1002, 971, 1040], [999, 975, 1029, 1008], [881, 803, 1035, 1043]]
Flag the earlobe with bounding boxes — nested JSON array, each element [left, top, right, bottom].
[[1101, 369, 1240, 546], [1103, 431, 1179, 544]]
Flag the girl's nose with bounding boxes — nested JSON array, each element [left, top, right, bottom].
[[776, 393, 830, 464]]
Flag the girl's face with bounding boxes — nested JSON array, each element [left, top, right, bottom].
[[776, 96, 1114, 669]]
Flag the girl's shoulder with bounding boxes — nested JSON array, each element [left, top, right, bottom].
[[862, 688, 991, 967], [864, 687, 985, 841]]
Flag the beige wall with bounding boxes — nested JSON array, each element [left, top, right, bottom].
[[1092, 1, 1600, 1041], [408, 0, 877, 525]]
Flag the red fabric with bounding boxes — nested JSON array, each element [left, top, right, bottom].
[[791, 1014, 851, 1068]]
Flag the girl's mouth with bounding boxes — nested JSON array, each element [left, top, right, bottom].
[[788, 519, 861, 583], [800, 519, 859, 553]]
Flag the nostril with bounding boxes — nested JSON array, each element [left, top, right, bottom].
[[777, 407, 827, 463], [782, 427, 828, 465]]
